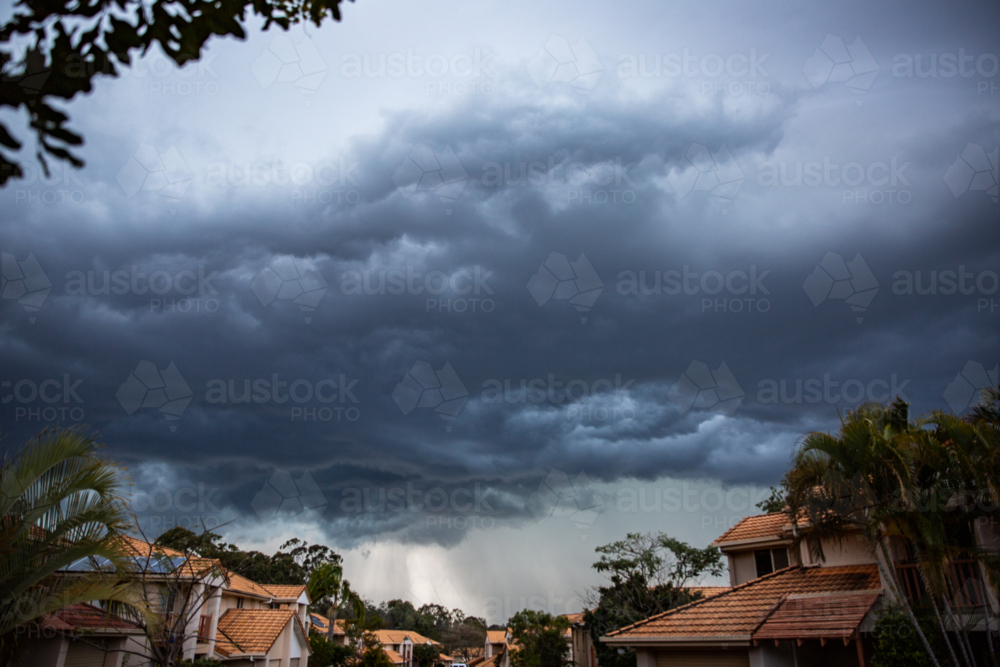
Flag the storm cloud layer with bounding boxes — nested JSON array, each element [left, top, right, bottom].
[[1, 0, 999, 608]]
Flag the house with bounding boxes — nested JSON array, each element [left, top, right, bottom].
[[370, 629, 452, 667], [563, 589, 730, 667], [479, 628, 511, 667], [13, 602, 146, 667], [601, 512, 1000, 667], [14, 535, 314, 667], [310, 613, 349, 644]]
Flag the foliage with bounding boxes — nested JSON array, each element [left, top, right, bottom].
[[583, 532, 723, 667], [784, 390, 1000, 667], [441, 615, 487, 663], [755, 485, 786, 513], [508, 610, 572, 667], [414, 642, 443, 667], [358, 629, 394, 667], [0, 0, 354, 184], [155, 526, 341, 586], [0, 428, 149, 650], [309, 630, 356, 667], [870, 606, 942, 667]]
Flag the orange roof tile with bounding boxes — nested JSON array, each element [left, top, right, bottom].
[[215, 609, 296, 656], [687, 586, 730, 599], [752, 591, 881, 641], [605, 565, 881, 642], [375, 629, 440, 645], [712, 514, 791, 546], [266, 584, 308, 600], [311, 613, 346, 635], [225, 570, 276, 599], [384, 648, 406, 664], [486, 629, 509, 644], [41, 603, 143, 634], [117, 534, 187, 558]]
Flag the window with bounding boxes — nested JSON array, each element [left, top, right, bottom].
[[754, 547, 790, 577], [754, 549, 773, 577], [236, 598, 244, 609]]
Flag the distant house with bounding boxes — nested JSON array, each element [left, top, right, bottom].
[[309, 613, 349, 644], [14, 535, 314, 666], [370, 629, 452, 667], [471, 628, 511, 667], [601, 512, 1000, 667], [563, 589, 730, 667], [15, 602, 146, 667]]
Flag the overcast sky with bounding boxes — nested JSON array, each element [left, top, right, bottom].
[[1, 0, 998, 623]]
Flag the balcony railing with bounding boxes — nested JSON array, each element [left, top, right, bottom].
[[896, 560, 987, 609]]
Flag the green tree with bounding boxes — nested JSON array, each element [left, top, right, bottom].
[[413, 642, 442, 667], [509, 610, 571, 667], [0, 0, 354, 184], [583, 532, 723, 667], [870, 606, 945, 667], [0, 429, 150, 654], [357, 629, 393, 667], [309, 630, 356, 667], [784, 393, 1000, 667], [755, 485, 786, 513]]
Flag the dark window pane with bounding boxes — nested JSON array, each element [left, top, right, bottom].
[[772, 547, 789, 570], [755, 549, 773, 578]]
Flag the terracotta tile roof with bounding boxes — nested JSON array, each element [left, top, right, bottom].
[[605, 565, 881, 641], [311, 613, 346, 635], [687, 586, 730, 599], [225, 570, 277, 599], [562, 612, 585, 625], [215, 608, 296, 656], [486, 629, 509, 644], [265, 584, 308, 600], [752, 591, 881, 641], [375, 629, 440, 645], [118, 535, 187, 558], [440, 653, 454, 662], [41, 603, 143, 634], [384, 648, 406, 664], [712, 513, 792, 546]]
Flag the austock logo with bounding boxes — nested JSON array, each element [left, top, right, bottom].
[[251, 33, 327, 94], [1, 252, 52, 323], [944, 361, 998, 414], [802, 35, 879, 105], [802, 252, 879, 323], [944, 143, 998, 204], [526, 469, 604, 540], [392, 361, 470, 431], [392, 144, 470, 208], [668, 360, 744, 416], [252, 469, 327, 520], [251, 255, 329, 323], [116, 361, 193, 431], [527, 252, 603, 323], [116, 144, 194, 201], [667, 144, 745, 214], [528, 35, 603, 91]]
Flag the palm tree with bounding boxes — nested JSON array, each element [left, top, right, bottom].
[[0, 428, 144, 655], [784, 400, 945, 667]]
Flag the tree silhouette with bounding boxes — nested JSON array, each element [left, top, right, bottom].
[[0, 0, 353, 184]]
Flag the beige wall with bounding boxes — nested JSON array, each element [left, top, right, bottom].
[[798, 533, 872, 567], [653, 649, 750, 666], [729, 552, 758, 586]]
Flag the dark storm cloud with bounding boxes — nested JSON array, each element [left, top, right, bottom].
[[1, 0, 998, 549]]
